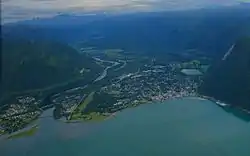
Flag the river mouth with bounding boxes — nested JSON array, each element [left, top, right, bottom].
[[1, 98, 250, 156]]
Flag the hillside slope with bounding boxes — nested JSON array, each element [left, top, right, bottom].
[[199, 37, 250, 109], [1, 39, 102, 94]]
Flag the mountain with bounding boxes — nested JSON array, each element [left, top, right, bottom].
[[2, 6, 250, 58], [0, 39, 102, 95], [199, 37, 250, 110]]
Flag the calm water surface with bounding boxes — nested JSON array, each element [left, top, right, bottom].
[[1, 98, 250, 156]]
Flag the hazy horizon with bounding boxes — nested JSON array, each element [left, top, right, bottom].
[[2, 0, 248, 23]]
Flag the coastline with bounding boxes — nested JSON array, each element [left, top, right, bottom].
[[196, 95, 229, 107], [196, 95, 250, 115], [2, 95, 249, 140], [5, 124, 38, 140], [66, 112, 117, 123]]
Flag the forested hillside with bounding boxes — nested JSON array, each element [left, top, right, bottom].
[[1, 39, 102, 94], [199, 37, 250, 109]]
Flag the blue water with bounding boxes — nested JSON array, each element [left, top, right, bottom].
[[1, 98, 250, 156]]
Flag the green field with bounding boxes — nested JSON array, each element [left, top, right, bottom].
[[0, 129, 5, 135], [70, 92, 95, 120], [7, 125, 38, 139], [69, 91, 110, 122], [84, 112, 108, 121], [104, 49, 124, 59]]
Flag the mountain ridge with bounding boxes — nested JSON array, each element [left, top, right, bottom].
[[2, 7, 250, 58]]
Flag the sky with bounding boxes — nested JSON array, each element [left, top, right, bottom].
[[1, 0, 247, 23]]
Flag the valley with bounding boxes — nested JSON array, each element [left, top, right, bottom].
[[1, 3, 250, 156]]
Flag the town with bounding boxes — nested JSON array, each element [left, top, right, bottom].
[[0, 51, 207, 134], [0, 96, 41, 134], [86, 62, 203, 114]]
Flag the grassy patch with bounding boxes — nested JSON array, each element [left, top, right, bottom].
[[85, 112, 108, 121], [7, 125, 38, 139], [0, 129, 5, 135], [104, 49, 124, 59], [78, 92, 95, 112], [71, 92, 95, 120], [69, 112, 108, 122]]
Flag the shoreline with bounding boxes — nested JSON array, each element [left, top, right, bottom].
[[66, 112, 116, 123], [4, 124, 38, 140], [155, 95, 250, 116], [196, 95, 250, 115], [2, 95, 249, 138], [195, 95, 229, 107]]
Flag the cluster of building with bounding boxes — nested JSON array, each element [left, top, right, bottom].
[[0, 96, 41, 133], [99, 63, 202, 112], [0, 88, 87, 133], [0, 57, 206, 132]]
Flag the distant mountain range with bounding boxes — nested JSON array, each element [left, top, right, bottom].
[[1, 39, 102, 95], [199, 37, 250, 110], [1, 6, 250, 106], [2, 6, 250, 58]]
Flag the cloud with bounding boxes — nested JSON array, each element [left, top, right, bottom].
[[1, 0, 243, 23]]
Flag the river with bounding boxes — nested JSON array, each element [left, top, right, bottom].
[[1, 98, 250, 156], [93, 57, 121, 82]]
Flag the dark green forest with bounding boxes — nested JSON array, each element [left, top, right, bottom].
[[1, 39, 102, 95], [199, 37, 250, 109]]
